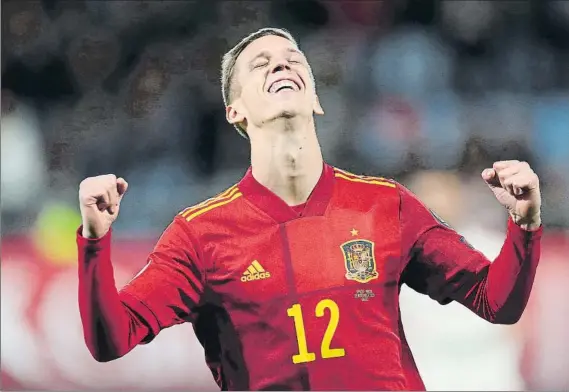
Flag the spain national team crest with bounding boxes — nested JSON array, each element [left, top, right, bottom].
[[341, 240, 378, 283]]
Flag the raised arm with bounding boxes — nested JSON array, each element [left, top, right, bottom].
[[399, 161, 543, 324], [77, 175, 205, 362]]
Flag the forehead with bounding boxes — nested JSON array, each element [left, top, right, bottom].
[[237, 35, 299, 65]]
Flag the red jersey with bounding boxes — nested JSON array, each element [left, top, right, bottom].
[[77, 163, 542, 391]]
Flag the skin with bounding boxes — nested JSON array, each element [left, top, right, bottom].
[[225, 35, 325, 206], [482, 160, 542, 231], [79, 35, 542, 238]]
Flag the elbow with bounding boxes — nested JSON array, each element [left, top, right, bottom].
[[87, 343, 127, 363], [483, 288, 531, 325], [491, 315, 521, 325], [90, 350, 120, 363], [491, 297, 531, 325], [490, 309, 524, 325], [84, 330, 128, 363], [82, 315, 132, 362], [92, 354, 116, 363], [86, 343, 122, 362]]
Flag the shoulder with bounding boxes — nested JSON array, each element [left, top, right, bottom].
[[177, 184, 243, 224], [332, 167, 403, 216], [333, 167, 399, 193]]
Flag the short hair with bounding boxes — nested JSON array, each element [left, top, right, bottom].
[[221, 27, 299, 139]]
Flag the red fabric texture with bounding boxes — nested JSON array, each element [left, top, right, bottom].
[[77, 164, 542, 390]]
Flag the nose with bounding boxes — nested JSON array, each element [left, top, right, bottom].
[[271, 59, 291, 74]]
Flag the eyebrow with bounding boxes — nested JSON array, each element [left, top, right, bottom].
[[248, 50, 271, 66], [286, 48, 303, 55]]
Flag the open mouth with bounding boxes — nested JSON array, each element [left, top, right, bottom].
[[268, 78, 301, 94]]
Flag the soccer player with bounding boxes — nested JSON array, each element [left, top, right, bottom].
[[77, 28, 543, 391]]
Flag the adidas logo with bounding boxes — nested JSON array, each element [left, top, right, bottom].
[[241, 260, 271, 282]]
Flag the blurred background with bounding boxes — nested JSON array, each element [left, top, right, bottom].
[[1, 0, 568, 390]]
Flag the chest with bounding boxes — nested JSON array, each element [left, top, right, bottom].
[[205, 203, 402, 304]]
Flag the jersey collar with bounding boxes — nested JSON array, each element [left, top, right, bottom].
[[238, 162, 335, 224]]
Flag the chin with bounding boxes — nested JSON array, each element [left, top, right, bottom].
[[276, 109, 297, 119], [269, 100, 311, 120]]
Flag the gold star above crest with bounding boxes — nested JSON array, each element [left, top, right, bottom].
[[350, 228, 359, 237]]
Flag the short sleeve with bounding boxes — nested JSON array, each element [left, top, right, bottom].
[[119, 215, 206, 342], [398, 185, 489, 305]]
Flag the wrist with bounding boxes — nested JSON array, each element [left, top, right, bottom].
[[510, 212, 542, 231], [519, 221, 541, 231], [81, 225, 109, 239], [519, 219, 542, 231]]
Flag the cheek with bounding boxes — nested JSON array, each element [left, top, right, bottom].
[[239, 89, 264, 115], [305, 76, 317, 94], [242, 86, 262, 104]]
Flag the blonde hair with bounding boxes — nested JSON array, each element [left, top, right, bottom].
[[220, 27, 299, 139]]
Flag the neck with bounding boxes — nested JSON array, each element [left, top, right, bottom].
[[249, 116, 323, 206]]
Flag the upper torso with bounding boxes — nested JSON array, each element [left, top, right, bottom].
[[81, 164, 543, 390], [182, 165, 422, 390]]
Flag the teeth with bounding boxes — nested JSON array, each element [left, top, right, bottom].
[[269, 79, 299, 93]]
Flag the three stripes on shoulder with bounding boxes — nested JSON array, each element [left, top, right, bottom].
[[179, 185, 242, 222], [333, 168, 395, 188]]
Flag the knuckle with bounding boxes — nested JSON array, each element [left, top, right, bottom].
[[80, 177, 93, 187], [105, 177, 117, 186], [101, 174, 116, 184]]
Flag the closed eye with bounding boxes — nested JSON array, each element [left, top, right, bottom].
[[252, 62, 268, 70]]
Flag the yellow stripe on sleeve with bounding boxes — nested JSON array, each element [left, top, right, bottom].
[[334, 172, 396, 188], [180, 185, 239, 217], [334, 168, 391, 183], [185, 191, 243, 222]]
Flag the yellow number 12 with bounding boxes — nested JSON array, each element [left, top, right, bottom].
[[287, 299, 346, 364]]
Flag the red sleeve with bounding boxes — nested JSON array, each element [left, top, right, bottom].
[[77, 215, 205, 362], [398, 185, 543, 324]]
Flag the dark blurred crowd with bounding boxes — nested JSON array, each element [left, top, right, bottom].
[[2, 0, 568, 235]]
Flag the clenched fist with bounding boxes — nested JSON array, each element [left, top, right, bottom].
[[481, 160, 542, 231], [79, 174, 128, 239]]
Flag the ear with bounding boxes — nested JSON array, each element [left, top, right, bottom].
[[226, 101, 246, 126], [313, 95, 324, 116]]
